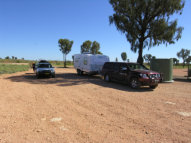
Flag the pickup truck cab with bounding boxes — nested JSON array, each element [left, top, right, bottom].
[[101, 62, 162, 89]]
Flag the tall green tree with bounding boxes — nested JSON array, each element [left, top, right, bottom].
[[121, 52, 127, 62], [109, 0, 184, 65], [58, 39, 73, 68], [81, 40, 92, 53], [115, 57, 118, 62], [177, 48, 190, 67], [91, 41, 101, 55], [81, 40, 102, 54]]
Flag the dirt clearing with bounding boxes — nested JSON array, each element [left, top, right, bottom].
[[0, 68, 191, 143]]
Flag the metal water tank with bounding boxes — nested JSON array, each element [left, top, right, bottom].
[[150, 58, 173, 82]]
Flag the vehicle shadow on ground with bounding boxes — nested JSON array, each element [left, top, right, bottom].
[[173, 78, 191, 83], [6, 72, 154, 92], [55, 67, 72, 69]]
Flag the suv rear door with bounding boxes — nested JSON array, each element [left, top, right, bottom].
[[111, 63, 120, 80], [118, 63, 129, 82]]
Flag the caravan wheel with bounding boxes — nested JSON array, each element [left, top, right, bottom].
[[77, 69, 83, 75]]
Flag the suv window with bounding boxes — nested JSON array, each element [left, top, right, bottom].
[[114, 63, 120, 71], [104, 63, 113, 70], [128, 64, 147, 70], [120, 64, 128, 70]]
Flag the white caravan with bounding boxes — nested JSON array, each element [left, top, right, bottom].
[[74, 53, 110, 75]]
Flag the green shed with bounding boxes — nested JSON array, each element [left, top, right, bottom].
[[150, 58, 173, 82]]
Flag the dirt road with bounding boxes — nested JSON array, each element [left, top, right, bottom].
[[0, 68, 191, 143]]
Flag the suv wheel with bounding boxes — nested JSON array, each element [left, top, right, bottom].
[[130, 78, 140, 89], [104, 74, 110, 82], [150, 85, 158, 89]]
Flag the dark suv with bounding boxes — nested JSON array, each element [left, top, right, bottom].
[[101, 62, 161, 89]]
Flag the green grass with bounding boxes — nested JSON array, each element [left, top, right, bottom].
[[0, 59, 34, 63], [0, 64, 30, 74], [50, 61, 74, 67]]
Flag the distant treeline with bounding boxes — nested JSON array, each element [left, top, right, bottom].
[[49, 61, 73, 66]]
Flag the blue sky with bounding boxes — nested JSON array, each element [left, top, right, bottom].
[[0, 0, 191, 62]]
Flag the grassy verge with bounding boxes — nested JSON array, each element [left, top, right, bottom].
[[50, 61, 74, 67], [0, 64, 30, 74], [0, 59, 33, 63], [0, 59, 74, 67]]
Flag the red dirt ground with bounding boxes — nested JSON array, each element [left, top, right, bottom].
[[0, 68, 191, 143]]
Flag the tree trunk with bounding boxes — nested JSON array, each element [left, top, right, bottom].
[[137, 39, 144, 65], [64, 54, 66, 68], [63, 54, 65, 67]]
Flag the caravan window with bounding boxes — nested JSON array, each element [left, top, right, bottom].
[[84, 57, 88, 65], [75, 57, 80, 63]]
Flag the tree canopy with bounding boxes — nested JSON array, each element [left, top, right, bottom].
[[177, 48, 190, 67], [81, 40, 102, 54], [81, 40, 92, 53], [91, 41, 101, 55], [109, 0, 185, 64], [173, 58, 179, 65], [58, 39, 73, 68], [121, 52, 127, 62], [5, 56, 10, 59]]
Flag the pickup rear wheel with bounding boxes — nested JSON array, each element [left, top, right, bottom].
[[104, 74, 110, 82], [130, 78, 140, 89]]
